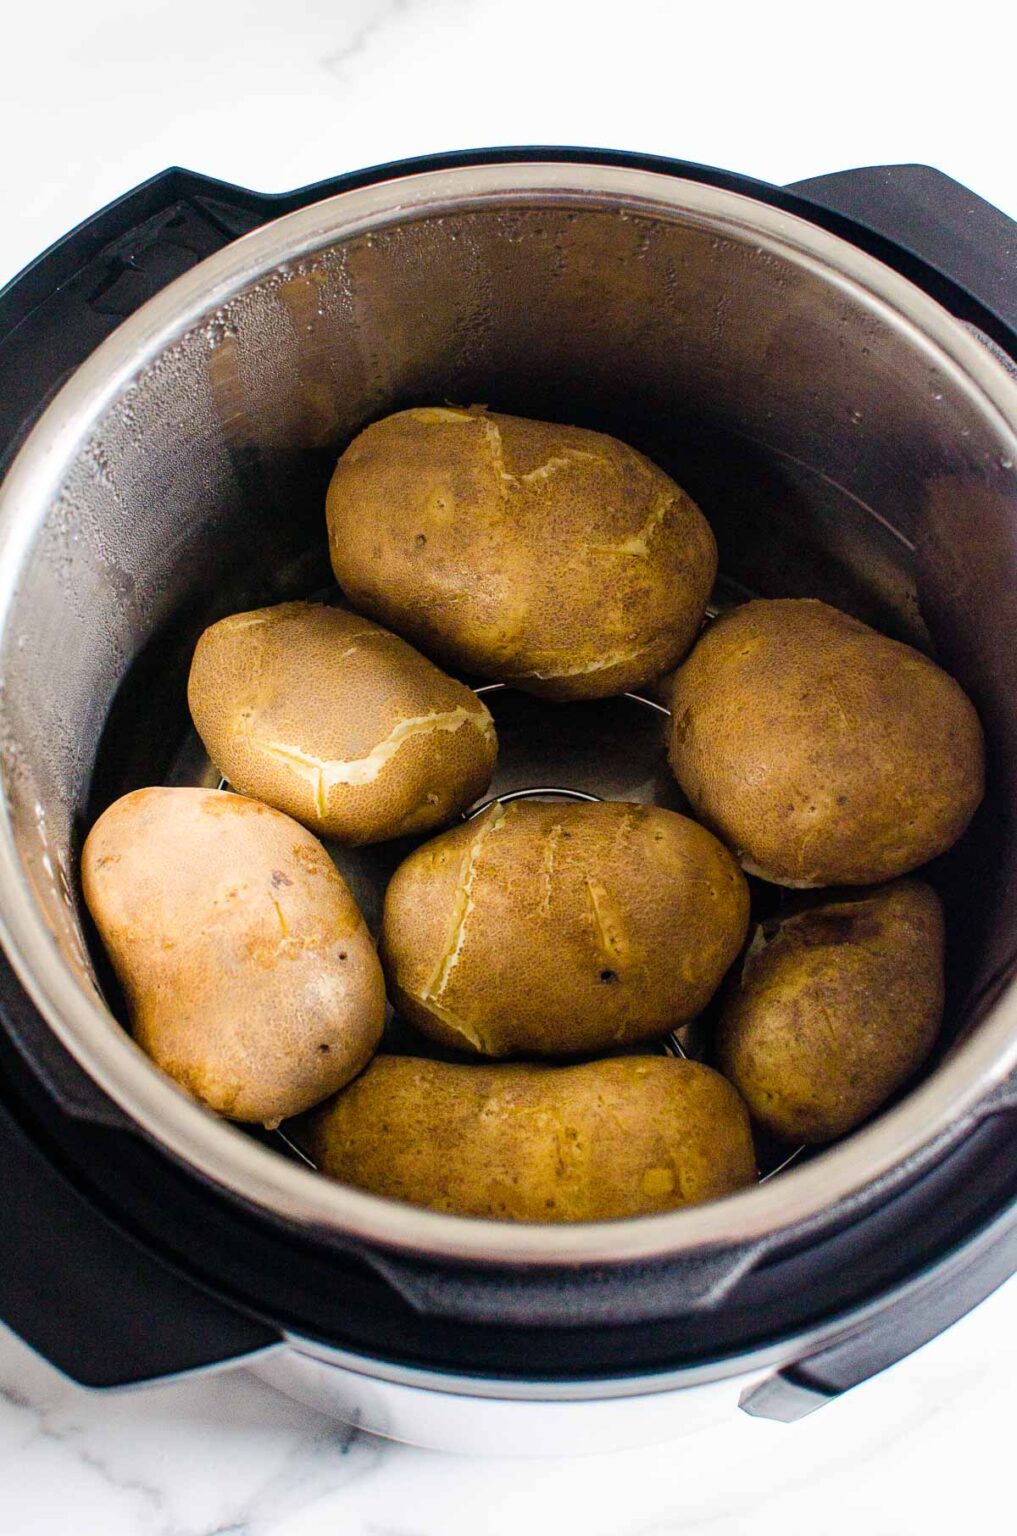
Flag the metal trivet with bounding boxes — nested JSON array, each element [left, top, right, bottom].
[[232, 678, 806, 1187]]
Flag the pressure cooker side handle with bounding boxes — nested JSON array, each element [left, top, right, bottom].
[[786, 163, 1017, 346], [0, 1089, 279, 1387], [363, 1240, 765, 1324], [739, 1178, 1017, 1421]]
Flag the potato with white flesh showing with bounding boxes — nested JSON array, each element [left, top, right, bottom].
[[188, 602, 497, 844], [380, 799, 750, 1057], [301, 1054, 758, 1221], [326, 406, 717, 700], [717, 879, 945, 1142], [82, 787, 385, 1126]]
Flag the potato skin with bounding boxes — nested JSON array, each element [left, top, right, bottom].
[[326, 406, 717, 700], [716, 879, 944, 1142], [81, 787, 385, 1125], [302, 1055, 757, 1220], [380, 800, 750, 1056], [188, 602, 496, 845], [670, 598, 985, 886]]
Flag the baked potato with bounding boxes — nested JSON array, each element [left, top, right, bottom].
[[716, 878, 944, 1141], [81, 786, 385, 1125], [380, 799, 750, 1056], [326, 406, 717, 700], [301, 1054, 757, 1220], [670, 598, 984, 885], [188, 601, 496, 844]]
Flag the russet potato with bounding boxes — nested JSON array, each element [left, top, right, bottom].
[[326, 406, 717, 700], [188, 602, 496, 845], [716, 879, 944, 1142], [302, 1054, 757, 1221], [380, 799, 750, 1057], [670, 598, 984, 886], [81, 786, 385, 1126]]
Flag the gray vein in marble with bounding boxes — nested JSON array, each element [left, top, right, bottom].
[[0, 1368, 171, 1529], [0, 1354, 392, 1536], [202, 1425, 386, 1536], [322, 0, 417, 82], [187, 1418, 389, 1536]]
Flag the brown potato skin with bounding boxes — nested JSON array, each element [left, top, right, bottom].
[[302, 1055, 757, 1220], [81, 787, 385, 1126], [380, 800, 750, 1056], [670, 598, 985, 886], [326, 406, 717, 700], [716, 879, 944, 1142], [187, 602, 496, 845]]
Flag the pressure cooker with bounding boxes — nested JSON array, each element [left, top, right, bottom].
[[1, 147, 1016, 1455]]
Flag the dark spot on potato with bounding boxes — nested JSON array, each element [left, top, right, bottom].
[[318, 1043, 331, 1053], [836, 794, 848, 806], [338, 951, 348, 961], [414, 533, 427, 547], [600, 969, 619, 983], [271, 869, 293, 888]]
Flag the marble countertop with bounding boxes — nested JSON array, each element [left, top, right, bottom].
[[3, 0, 1017, 1529], [2, 1267, 1016, 1535]]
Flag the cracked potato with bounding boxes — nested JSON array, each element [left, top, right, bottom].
[[379, 799, 750, 1057], [188, 602, 497, 845], [325, 406, 717, 700]]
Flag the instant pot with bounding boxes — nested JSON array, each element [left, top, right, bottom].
[[1, 147, 1017, 1455]]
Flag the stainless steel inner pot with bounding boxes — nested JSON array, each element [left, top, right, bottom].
[[1, 161, 1016, 1267]]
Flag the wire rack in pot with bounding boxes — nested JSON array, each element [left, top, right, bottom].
[[223, 677, 806, 1187]]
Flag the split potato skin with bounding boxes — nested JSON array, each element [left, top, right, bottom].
[[670, 598, 985, 886], [326, 406, 717, 700], [716, 879, 944, 1143], [302, 1055, 757, 1221], [81, 787, 385, 1126], [380, 799, 750, 1057], [188, 602, 497, 845]]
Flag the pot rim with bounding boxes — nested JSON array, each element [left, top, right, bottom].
[[1, 159, 1016, 1267]]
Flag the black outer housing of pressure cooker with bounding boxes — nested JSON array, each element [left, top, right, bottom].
[[2, 147, 1017, 1422]]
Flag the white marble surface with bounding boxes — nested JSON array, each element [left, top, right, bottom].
[[3, 0, 1017, 1529], [2, 1268, 1017, 1535]]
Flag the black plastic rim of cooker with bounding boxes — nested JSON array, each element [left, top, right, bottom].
[[1, 147, 1017, 1424]]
